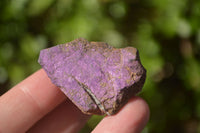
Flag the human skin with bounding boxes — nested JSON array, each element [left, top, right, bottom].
[[0, 69, 149, 133]]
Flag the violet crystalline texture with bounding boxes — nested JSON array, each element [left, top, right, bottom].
[[38, 38, 146, 115]]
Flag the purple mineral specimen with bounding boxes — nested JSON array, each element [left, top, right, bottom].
[[38, 38, 146, 115]]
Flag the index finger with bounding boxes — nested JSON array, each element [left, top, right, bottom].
[[0, 69, 66, 133]]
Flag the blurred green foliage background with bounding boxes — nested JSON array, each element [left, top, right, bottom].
[[0, 0, 200, 132]]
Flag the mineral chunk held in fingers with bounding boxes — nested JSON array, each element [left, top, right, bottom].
[[38, 38, 146, 115]]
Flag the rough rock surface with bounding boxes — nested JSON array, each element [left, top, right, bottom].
[[38, 38, 146, 115]]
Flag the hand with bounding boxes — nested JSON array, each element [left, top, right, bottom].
[[0, 69, 149, 133]]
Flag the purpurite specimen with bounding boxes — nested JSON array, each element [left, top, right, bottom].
[[38, 38, 146, 115]]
